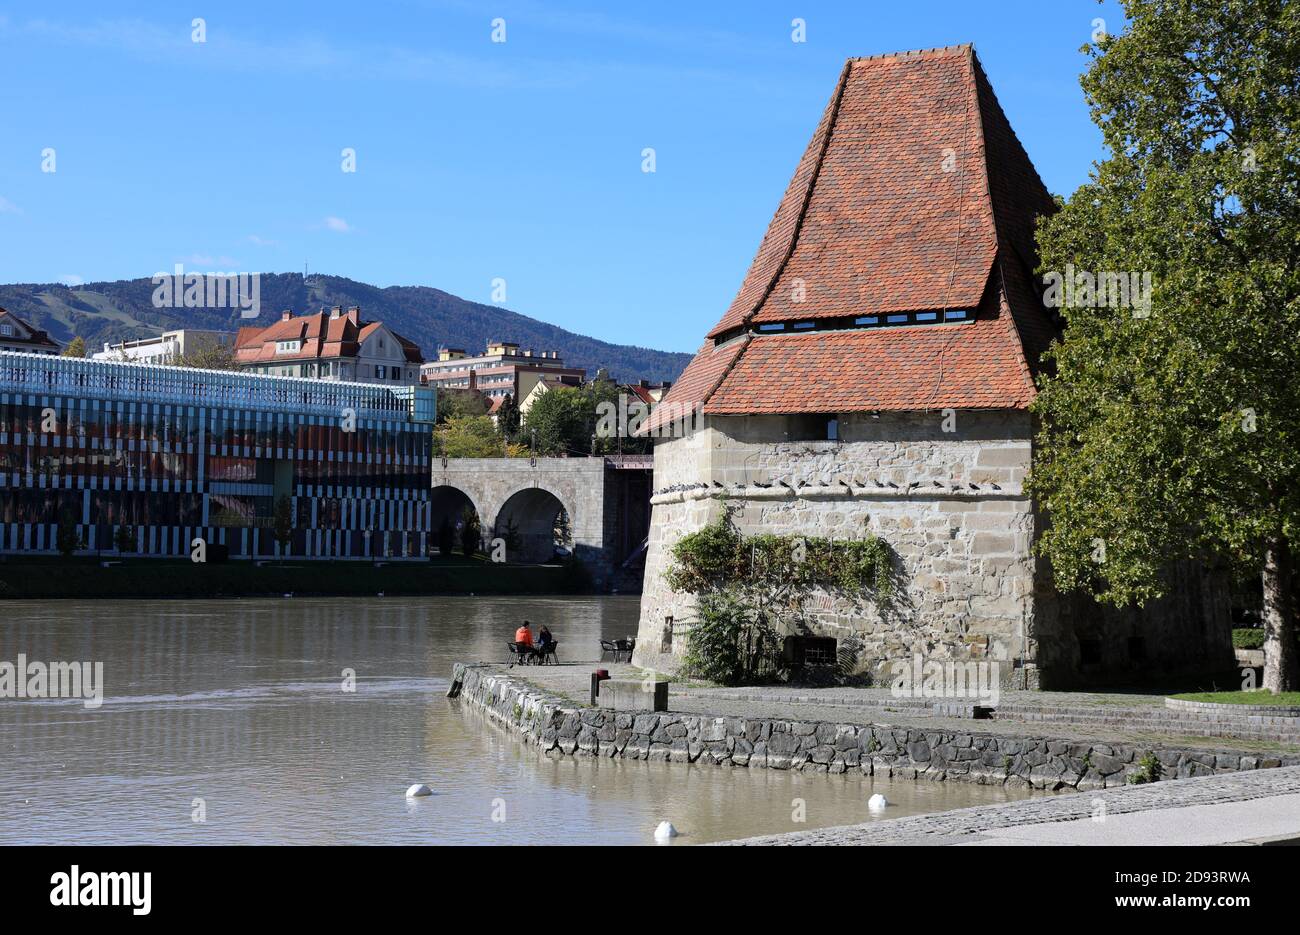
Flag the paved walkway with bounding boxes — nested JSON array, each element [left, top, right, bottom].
[[719, 766, 1300, 845], [505, 662, 1300, 755]]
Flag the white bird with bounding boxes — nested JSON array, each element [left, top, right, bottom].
[[406, 783, 433, 798], [653, 821, 678, 840], [868, 793, 889, 811]]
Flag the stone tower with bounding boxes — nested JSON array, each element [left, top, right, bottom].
[[633, 46, 1231, 688]]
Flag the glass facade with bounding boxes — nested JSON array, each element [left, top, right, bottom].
[[0, 352, 435, 560]]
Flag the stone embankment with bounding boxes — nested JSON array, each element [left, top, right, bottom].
[[448, 663, 1300, 791]]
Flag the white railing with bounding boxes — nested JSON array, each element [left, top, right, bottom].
[[0, 351, 410, 420]]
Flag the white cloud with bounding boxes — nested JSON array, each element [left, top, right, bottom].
[[322, 216, 351, 234], [59, 274, 84, 287], [247, 234, 279, 247], [0, 195, 21, 214]]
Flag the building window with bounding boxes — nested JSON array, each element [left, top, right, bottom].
[[375, 366, 386, 379], [783, 636, 837, 668], [275, 340, 301, 354], [661, 617, 674, 654]]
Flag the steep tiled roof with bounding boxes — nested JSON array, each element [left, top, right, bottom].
[[707, 272, 1035, 413], [0, 308, 61, 350], [641, 337, 747, 433], [648, 45, 1055, 426]]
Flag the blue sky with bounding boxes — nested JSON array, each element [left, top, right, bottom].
[[0, 0, 1124, 352]]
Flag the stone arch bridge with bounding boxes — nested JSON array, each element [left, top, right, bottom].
[[431, 456, 652, 591]]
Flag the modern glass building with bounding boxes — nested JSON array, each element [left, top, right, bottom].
[[0, 351, 435, 560]]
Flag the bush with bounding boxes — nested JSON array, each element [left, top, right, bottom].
[[1232, 627, 1265, 650], [681, 591, 782, 686]]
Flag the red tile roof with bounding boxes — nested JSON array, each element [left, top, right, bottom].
[[642, 337, 747, 433], [235, 308, 422, 365], [0, 308, 61, 351], [646, 46, 1056, 427]]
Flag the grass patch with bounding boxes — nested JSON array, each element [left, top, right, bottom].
[[1170, 690, 1300, 706]]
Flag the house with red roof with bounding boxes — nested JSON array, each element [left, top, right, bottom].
[[634, 46, 1230, 688], [234, 305, 423, 385], [0, 308, 62, 355]]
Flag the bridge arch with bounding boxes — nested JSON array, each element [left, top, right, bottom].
[[494, 486, 572, 564], [430, 484, 481, 554]]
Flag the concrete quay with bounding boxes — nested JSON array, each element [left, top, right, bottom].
[[719, 766, 1300, 846]]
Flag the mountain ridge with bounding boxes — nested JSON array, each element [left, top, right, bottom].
[[0, 272, 691, 385]]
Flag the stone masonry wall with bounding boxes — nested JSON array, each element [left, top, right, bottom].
[[635, 411, 1043, 686], [634, 411, 1234, 688], [450, 664, 1298, 790]]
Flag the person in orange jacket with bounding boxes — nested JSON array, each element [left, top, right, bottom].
[[514, 621, 534, 647]]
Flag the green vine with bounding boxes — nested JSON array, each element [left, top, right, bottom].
[[665, 516, 892, 598], [665, 508, 894, 686]]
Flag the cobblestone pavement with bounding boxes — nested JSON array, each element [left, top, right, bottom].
[[717, 766, 1300, 845], [503, 663, 1300, 755]]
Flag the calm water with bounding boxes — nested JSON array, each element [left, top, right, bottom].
[[0, 596, 1032, 845]]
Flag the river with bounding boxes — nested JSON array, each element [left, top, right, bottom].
[[0, 595, 1032, 844]]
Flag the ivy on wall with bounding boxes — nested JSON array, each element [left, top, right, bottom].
[[665, 514, 892, 599], [663, 504, 893, 685]]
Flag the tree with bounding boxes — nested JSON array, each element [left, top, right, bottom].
[[459, 506, 481, 557], [436, 416, 507, 458], [436, 388, 489, 423], [496, 392, 521, 440], [174, 342, 240, 371], [114, 524, 136, 554], [437, 516, 455, 557], [61, 337, 86, 358], [1029, 0, 1300, 691], [523, 385, 586, 455], [56, 507, 83, 558], [272, 495, 293, 556]]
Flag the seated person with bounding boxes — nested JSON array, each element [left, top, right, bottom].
[[537, 625, 555, 652], [514, 621, 534, 647]]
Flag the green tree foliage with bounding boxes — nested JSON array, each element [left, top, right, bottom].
[[459, 506, 481, 557], [60, 337, 86, 358], [436, 388, 489, 423], [523, 386, 588, 455], [174, 342, 241, 371], [522, 382, 652, 456], [665, 506, 892, 684], [435, 415, 502, 458], [1029, 0, 1300, 691], [681, 591, 781, 686], [496, 392, 521, 439]]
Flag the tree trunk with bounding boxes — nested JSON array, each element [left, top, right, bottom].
[[1262, 536, 1298, 693]]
